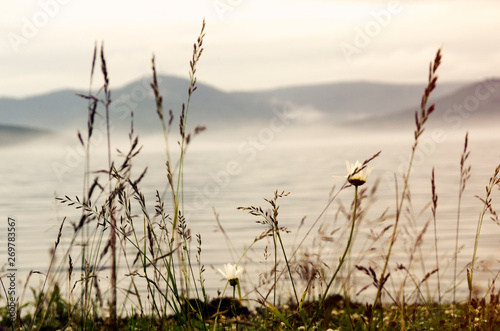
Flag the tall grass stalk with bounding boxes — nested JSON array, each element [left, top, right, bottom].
[[238, 191, 300, 307], [28, 219, 66, 330], [431, 168, 441, 305], [99, 43, 118, 330], [153, 21, 206, 321], [153, 18, 207, 326], [171, 19, 206, 244], [80, 41, 98, 329], [453, 133, 470, 304], [370, 48, 441, 330], [469, 165, 500, 302], [67, 42, 109, 328]]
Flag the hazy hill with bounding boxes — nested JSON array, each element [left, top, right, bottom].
[[249, 81, 464, 122], [110, 75, 275, 132], [0, 75, 277, 135], [0, 90, 84, 131], [0, 75, 487, 144], [349, 79, 500, 131]]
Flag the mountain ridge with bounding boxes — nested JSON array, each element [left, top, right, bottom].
[[2, 75, 497, 142], [347, 79, 500, 131]]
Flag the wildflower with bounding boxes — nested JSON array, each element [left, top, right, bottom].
[[218, 263, 243, 287], [345, 160, 372, 186]]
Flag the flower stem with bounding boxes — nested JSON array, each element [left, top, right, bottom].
[[276, 230, 299, 305], [318, 185, 358, 310], [232, 284, 236, 319], [273, 231, 277, 307]]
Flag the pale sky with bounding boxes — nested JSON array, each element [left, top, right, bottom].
[[1, 0, 500, 97]]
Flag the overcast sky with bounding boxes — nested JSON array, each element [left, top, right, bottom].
[[1, 0, 500, 97]]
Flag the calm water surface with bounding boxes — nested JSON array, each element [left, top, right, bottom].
[[1, 126, 500, 306]]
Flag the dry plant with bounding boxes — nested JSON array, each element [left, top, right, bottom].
[[453, 133, 471, 304], [367, 48, 441, 330]]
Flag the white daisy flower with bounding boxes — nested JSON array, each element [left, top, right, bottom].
[[218, 263, 243, 286], [345, 160, 372, 186]]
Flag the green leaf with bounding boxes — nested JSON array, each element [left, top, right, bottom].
[[265, 301, 293, 330]]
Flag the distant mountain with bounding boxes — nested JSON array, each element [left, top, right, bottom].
[[110, 75, 276, 132], [349, 79, 500, 131], [0, 89, 85, 131], [0, 75, 477, 141], [0, 75, 277, 135], [249, 81, 464, 122]]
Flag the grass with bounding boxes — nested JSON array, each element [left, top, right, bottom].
[[2, 20, 500, 330]]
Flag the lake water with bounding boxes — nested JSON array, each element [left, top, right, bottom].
[[1, 123, 500, 309]]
